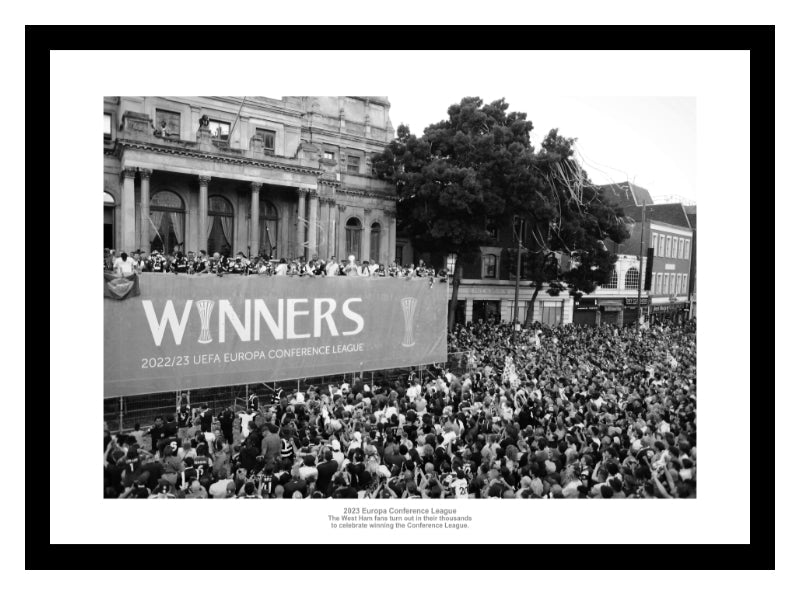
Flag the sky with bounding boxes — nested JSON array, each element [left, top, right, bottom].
[[388, 94, 696, 204]]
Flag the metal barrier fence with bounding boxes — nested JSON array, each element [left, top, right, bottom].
[[104, 352, 470, 433]]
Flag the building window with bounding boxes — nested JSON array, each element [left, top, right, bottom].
[[685, 240, 691, 260], [446, 253, 457, 275], [658, 234, 665, 257], [347, 155, 360, 174], [256, 128, 276, 155], [324, 151, 335, 161], [651, 232, 658, 252], [542, 301, 562, 326], [104, 113, 112, 136], [206, 196, 234, 257], [624, 268, 640, 290], [672, 238, 679, 258], [396, 244, 403, 265], [665, 236, 671, 259], [669, 273, 676, 295], [678, 238, 684, 259], [602, 269, 619, 289], [208, 119, 230, 141], [104, 192, 115, 249], [651, 272, 656, 293], [346, 217, 363, 259], [369, 222, 381, 262], [683, 274, 689, 294], [149, 190, 186, 255], [155, 109, 180, 137], [483, 254, 497, 278], [259, 200, 279, 257], [656, 273, 663, 294]]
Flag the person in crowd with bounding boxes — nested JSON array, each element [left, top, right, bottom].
[[113, 251, 136, 277], [325, 256, 340, 277], [274, 258, 288, 276], [344, 255, 360, 276]]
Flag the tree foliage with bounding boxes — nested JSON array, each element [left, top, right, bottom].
[[373, 97, 631, 328]]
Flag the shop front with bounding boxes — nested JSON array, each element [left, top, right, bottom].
[[572, 298, 598, 326], [599, 301, 622, 326], [623, 296, 651, 326], [650, 299, 688, 324]]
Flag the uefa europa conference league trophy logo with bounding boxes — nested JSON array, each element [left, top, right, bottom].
[[196, 299, 215, 344], [400, 297, 418, 347]]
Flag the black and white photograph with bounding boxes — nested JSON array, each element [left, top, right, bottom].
[[101, 93, 697, 502], [41, 40, 772, 563]]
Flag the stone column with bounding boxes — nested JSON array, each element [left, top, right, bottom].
[[120, 168, 137, 252], [329, 202, 338, 259], [296, 188, 307, 259], [362, 208, 372, 262], [337, 204, 347, 259], [138, 169, 152, 252], [388, 213, 397, 265], [307, 190, 319, 259], [198, 175, 210, 253], [317, 198, 329, 259], [465, 299, 474, 323], [381, 213, 390, 265], [250, 182, 261, 257]]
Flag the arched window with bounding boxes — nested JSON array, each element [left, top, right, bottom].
[[259, 200, 278, 257], [370, 221, 381, 262], [207, 195, 234, 257], [104, 192, 115, 249], [624, 267, 640, 290], [602, 269, 619, 289], [150, 190, 186, 255], [346, 217, 363, 260]]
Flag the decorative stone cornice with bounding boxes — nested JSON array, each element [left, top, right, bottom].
[[198, 175, 211, 186], [337, 186, 396, 202], [121, 167, 137, 179], [317, 176, 341, 188], [115, 139, 324, 177]]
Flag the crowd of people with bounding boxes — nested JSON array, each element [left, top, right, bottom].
[[104, 248, 444, 279], [103, 317, 696, 500]]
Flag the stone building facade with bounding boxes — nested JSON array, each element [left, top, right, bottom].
[[103, 96, 397, 263]]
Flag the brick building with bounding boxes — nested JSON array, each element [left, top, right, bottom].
[[684, 204, 697, 319], [626, 202, 694, 323], [103, 96, 397, 263], [572, 182, 653, 326]]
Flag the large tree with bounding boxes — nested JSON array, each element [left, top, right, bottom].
[[373, 97, 630, 330], [374, 97, 537, 330], [517, 128, 630, 325]]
